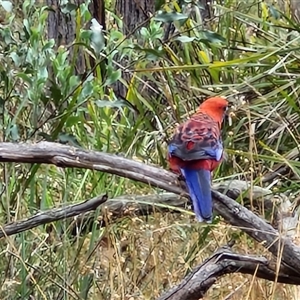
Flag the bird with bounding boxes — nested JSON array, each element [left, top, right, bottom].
[[168, 96, 228, 223]]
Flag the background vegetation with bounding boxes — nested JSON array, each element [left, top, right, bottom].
[[0, 0, 300, 299]]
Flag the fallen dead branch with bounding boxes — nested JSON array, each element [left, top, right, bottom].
[[157, 241, 300, 300]]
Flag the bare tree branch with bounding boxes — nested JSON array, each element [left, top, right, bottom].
[[157, 242, 300, 300], [0, 141, 184, 195], [0, 194, 107, 238], [0, 141, 300, 277], [211, 190, 300, 275]]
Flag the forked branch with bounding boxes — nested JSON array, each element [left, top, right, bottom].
[[158, 242, 300, 300]]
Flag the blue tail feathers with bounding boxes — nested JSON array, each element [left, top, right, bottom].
[[180, 168, 212, 223]]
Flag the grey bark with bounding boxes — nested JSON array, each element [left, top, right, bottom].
[[158, 242, 300, 300], [47, 0, 86, 74], [115, 0, 154, 35], [114, 0, 155, 98]]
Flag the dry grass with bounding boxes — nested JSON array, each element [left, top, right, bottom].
[[2, 212, 295, 299]]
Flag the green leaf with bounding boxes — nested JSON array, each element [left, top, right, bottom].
[[61, 3, 77, 14], [37, 67, 48, 81], [50, 84, 63, 105], [175, 36, 196, 43], [80, 2, 91, 21], [154, 12, 188, 23], [95, 99, 136, 112], [40, 190, 53, 210], [140, 27, 149, 38], [81, 80, 94, 98], [65, 115, 82, 128], [201, 30, 226, 44], [10, 124, 20, 141], [17, 72, 32, 85], [23, 19, 31, 40], [110, 29, 123, 41], [155, 0, 165, 11], [90, 18, 105, 54], [80, 29, 92, 40], [10, 52, 21, 66], [95, 100, 127, 108], [133, 45, 165, 59], [268, 5, 280, 20], [104, 69, 121, 86], [58, 133, 81, 147], [42, 39, 55, 52], [38, 132, 53, 141], [1, 0, 12, 12]]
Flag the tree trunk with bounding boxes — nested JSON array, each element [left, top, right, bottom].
[[91, 0, 106, 31], [114, 0, 155, 98], [47, 0, 86, 75], [199, 0, 212, 22], [115, 0, 154, 35]]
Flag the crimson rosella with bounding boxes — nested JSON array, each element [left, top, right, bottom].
[[168, 96, 228, 223]]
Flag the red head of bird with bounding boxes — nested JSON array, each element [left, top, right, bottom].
[[197, 96, 228, 127]]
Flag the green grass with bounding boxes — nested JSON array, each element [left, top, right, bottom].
[[1, 0, 300, 299]]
